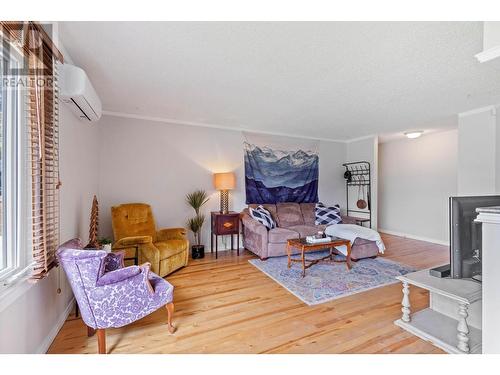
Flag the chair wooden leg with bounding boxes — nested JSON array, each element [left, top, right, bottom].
[[166, 302, 176, 334], [87, 326, 95, 337], [96, 329, 106, 354]]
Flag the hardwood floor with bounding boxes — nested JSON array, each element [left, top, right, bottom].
[[48, 233, 449, 354]]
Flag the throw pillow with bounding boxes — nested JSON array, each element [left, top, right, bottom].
[[249, 205, 276, 230], [315, 202, 342, 225]]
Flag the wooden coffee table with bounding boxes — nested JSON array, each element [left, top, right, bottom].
[[286, 237, 352, 277]]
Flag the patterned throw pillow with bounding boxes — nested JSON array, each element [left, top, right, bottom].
[[249, 205, 276, 230], [315, 202, 342, 225]]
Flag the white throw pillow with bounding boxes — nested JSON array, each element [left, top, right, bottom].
[[249, 205, 276, 229]]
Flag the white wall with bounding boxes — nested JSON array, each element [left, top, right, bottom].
[[319, 140, 347, 209], [97, 115, 346, 248], [483, 22, 500, 51], [0, 104, 100, 353], [496, 107, 500, 193], [457, 108, 497, 195], [378, 130, 458, 244], [345, 136, 378, 229]]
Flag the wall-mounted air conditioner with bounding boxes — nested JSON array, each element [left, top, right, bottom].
[[60, 63, 102, 122]]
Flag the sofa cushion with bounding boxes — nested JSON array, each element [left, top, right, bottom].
[[300, 203, 316, 226], [268, 227, 299, 243], [287, 225, 322, 238], [276, 203, 305, 228]]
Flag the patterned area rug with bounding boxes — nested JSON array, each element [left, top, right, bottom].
[[249, 251, 415, 305]]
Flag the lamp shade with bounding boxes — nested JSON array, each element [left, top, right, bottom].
[[213, 172, 236, 190]]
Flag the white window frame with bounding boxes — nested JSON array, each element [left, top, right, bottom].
[[0, 43, 32, 289]]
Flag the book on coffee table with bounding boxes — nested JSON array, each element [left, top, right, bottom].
[[305, 236, 333, 244]]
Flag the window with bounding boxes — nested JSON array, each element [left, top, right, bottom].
[[1, 21, 62, 286], [0, 44, 31, 285]]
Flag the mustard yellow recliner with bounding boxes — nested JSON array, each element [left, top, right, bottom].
[[111, 203, 189, 277]]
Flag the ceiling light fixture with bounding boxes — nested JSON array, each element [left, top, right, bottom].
[[404, 130, 423, 139]]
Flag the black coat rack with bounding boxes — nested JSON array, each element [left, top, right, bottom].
[[342, 161, 371, 227]]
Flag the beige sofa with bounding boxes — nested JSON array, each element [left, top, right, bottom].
[[241, 202, 379, 260]]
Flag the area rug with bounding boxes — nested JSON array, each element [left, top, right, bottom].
[[248, 251, 415, 305]]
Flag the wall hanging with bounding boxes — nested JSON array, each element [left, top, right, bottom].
[[243, 132, 319, 204]]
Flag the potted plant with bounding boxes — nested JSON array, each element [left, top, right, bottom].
[[99, 237, 113, 252], [186, 190, 209, 259]]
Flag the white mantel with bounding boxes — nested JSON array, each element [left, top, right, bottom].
[[476, 206, 500, 354]]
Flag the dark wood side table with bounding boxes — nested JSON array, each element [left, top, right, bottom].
[[211, 211, 240, 259]]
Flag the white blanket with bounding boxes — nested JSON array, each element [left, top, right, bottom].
[[325, 224, 386, 256]]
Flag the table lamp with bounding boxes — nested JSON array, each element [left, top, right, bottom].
[[213, 172, 236, 214]]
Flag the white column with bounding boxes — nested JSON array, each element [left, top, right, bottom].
[[457, 303, 470, 353], [476, 208, 500, 354]]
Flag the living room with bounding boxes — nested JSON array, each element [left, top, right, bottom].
[[1, 1, 500, 372]]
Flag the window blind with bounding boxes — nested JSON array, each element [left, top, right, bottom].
[[1, 21, 64, 279]]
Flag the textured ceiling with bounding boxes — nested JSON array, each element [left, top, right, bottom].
[[59, 21, 500, 140]]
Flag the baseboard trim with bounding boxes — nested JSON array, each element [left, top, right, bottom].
[[378, 228, 449, 247], [36, 297, 75, 354]]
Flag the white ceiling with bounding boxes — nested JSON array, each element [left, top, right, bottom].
[[59, 22, 500, 141]]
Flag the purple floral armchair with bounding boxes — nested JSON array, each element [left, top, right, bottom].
[[56, 238, 175, 354]]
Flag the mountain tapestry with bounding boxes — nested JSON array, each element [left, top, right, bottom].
[[243, 132, 319, 204]]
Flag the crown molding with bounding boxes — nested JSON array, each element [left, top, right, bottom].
[[101, 110, 348, 143], [344, 134, 377, 143]]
